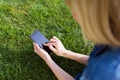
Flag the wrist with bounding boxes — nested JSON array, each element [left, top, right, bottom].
[[45, 57, 53, 65], [44, 55, 52, 63], [62, 49, 70, 58]]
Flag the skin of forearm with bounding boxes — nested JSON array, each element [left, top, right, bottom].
[[63, 50, 89, 65], [45, 58, 74, 80]]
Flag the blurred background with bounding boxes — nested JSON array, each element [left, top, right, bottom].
[[0, 0, 93, 80]]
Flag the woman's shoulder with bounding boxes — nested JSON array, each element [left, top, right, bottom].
[[90, 45, 120, 57], [89, 44, 120, 69], [81, 45, 120, 80]]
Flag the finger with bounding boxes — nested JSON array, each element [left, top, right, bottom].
[[51, 40, 59, 44], [33, 43, 38, 53], [52, 36, 59, 40], [44, 41, 57, 45], [50, 39, 57, 42], [43, 43, 55, 47], [33, 43, 39, 47], [33, 43, 37, 49], [44, 43, 57, 53], [48, 44, 57, 53], [33, 43, 40, 50], [43, 43, 49, 46]]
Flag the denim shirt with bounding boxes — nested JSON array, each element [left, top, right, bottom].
[[78, 45, 120, 80]]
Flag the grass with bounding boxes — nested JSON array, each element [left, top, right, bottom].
[[0, 0, 93, 80]]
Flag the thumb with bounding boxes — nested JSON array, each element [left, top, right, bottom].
[[33, 43, 40, 49]]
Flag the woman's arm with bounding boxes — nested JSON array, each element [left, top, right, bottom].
[[63, 50, 89, 65], [33, 43, 74, 80], [46, 58, 74, 80], [44, 36, 89, 65]]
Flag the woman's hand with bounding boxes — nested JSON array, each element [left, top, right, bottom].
[[44, 36, 68, 57], [33, 43, 51, 62], [34, 42, 74, 80]]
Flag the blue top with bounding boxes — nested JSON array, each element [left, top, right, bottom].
[[76, 45, 120, 80]]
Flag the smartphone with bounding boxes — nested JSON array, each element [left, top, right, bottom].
[[30, 30, 51, 53]]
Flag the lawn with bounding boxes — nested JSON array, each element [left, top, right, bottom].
[[0, 0, 93, 80]]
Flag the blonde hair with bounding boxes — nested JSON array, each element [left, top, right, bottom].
[[65, 0, 120, 46]]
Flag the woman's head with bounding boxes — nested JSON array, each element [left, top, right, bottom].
[[65, 0, 120, 46]]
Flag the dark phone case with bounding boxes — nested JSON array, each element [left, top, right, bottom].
[[30, 30, 51, 53]]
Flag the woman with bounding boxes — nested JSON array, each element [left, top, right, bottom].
[[33, 0, 120, 80]]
